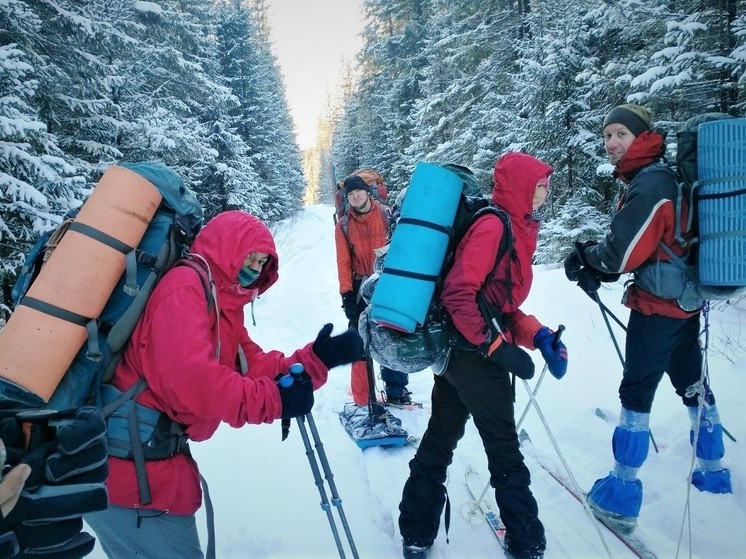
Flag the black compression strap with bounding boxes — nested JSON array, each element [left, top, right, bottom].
[[397, 217, 453, 237], [381, 267, 439, 282], [699, 185, 746, 200], [68, 221, 134, 254], [20, 296, 91, 326]]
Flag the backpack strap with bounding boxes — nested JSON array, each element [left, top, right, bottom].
[[638, 161, 690, 247], [177, 254, 220, 359]]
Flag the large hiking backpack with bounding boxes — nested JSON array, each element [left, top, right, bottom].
[[3, 162, 206, 509], [635, 114, 746, 309], [359, 162, 513, 374], [5, 162, 204, 411], [334, 168, 390, 223]]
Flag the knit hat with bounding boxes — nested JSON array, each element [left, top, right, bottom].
[[343, 175, 370, 196], [603, 104, 652, 136]]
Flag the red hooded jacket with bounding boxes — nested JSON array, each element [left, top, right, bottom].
[[441, 153, 553, 348], [106, 211, 329, 514]]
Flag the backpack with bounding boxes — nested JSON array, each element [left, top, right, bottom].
[[359, 163, 513, 374], [334, 168, 390, 223], [3, 162, 205, 503], [635, 114, 746, 309]]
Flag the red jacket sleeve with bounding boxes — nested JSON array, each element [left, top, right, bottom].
[[441, 215, 504, 346], [335, 223, 354, 293], [116, 272, 327, 442], [238, 329, 329, 390]]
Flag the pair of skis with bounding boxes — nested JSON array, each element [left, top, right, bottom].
[[461, 434, 658, 559]]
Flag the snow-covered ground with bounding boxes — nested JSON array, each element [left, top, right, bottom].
[[87, 203, 745, 558]]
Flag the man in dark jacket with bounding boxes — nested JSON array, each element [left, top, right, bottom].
[[398, 153, 569, 559], [564, 104, 731, 535]]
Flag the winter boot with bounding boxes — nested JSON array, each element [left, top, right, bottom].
[[502, 539, 544, 559], [587, 407, 650, 534], [402, 544, 431, 558], [387, 389, 414, 407], [688, 405, 732, 494]]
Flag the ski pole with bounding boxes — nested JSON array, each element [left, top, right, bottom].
[[295, 413, 348, 558], [279, 364, 359, 559], [519, 378, 615, 559], [592, 292, 659, 453], [592, 291, 626, 367], [305, 412, 359, 558], [515, 325, 565, 430], [473, 325, 565, 509]]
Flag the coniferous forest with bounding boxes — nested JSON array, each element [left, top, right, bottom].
[[2, 0, 746, 311], [316, 0, 746, 265]]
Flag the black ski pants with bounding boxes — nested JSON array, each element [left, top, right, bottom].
[[398, 349, 545, 554], [621, 310, 713, 413]]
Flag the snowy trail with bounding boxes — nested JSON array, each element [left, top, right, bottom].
[[86, 204, 745, 559]]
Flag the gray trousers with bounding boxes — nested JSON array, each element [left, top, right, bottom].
[[85, 505, 203, 559]]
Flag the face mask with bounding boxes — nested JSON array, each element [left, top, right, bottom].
[[237, 264, 260, 288]]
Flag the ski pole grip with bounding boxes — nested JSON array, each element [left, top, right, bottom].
[[552, 325, 565, 349], [276, 363, 305, 388]]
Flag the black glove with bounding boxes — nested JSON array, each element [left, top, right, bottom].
[[564, 240, 596, 281], [278, 371, 314, 419], [480, 336, 535, 380], [576, 267, 602, 295], [312, 323, 365, 369], [341, 291, 358, 325], [0, 406, 108, 559], [563, 250, 583, 282]]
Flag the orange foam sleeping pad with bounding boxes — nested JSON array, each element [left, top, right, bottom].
[[0, 165, 162, 402]]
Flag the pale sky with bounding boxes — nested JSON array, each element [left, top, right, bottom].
[[265, 0, 364, 150]]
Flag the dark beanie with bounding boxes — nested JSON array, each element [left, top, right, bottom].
[[343, 175, 369, 196], [603, 104, 652, 136]]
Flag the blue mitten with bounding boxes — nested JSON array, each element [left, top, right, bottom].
[[534, 327, 568, 379]]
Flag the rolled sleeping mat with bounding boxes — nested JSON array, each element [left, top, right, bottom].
[[697, 117, 746, 289], [370, 162, 463, 333], [0, 165, 163, 404]]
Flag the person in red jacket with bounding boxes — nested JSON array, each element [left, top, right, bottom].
[[563, 104, 731, 535], [335, 174, 411, 406], [398, 153, 568, 559], [85, 210, 363, 558]]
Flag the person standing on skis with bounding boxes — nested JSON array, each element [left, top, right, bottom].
[[563, 103, 731, 534], [398, 152, 569, 559]]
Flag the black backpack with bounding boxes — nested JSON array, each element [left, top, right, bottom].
[[359, 164, 514, 374]]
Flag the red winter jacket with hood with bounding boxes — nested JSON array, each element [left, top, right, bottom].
[[106, 211, 330, 514], [441, 152, 553, 349]]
